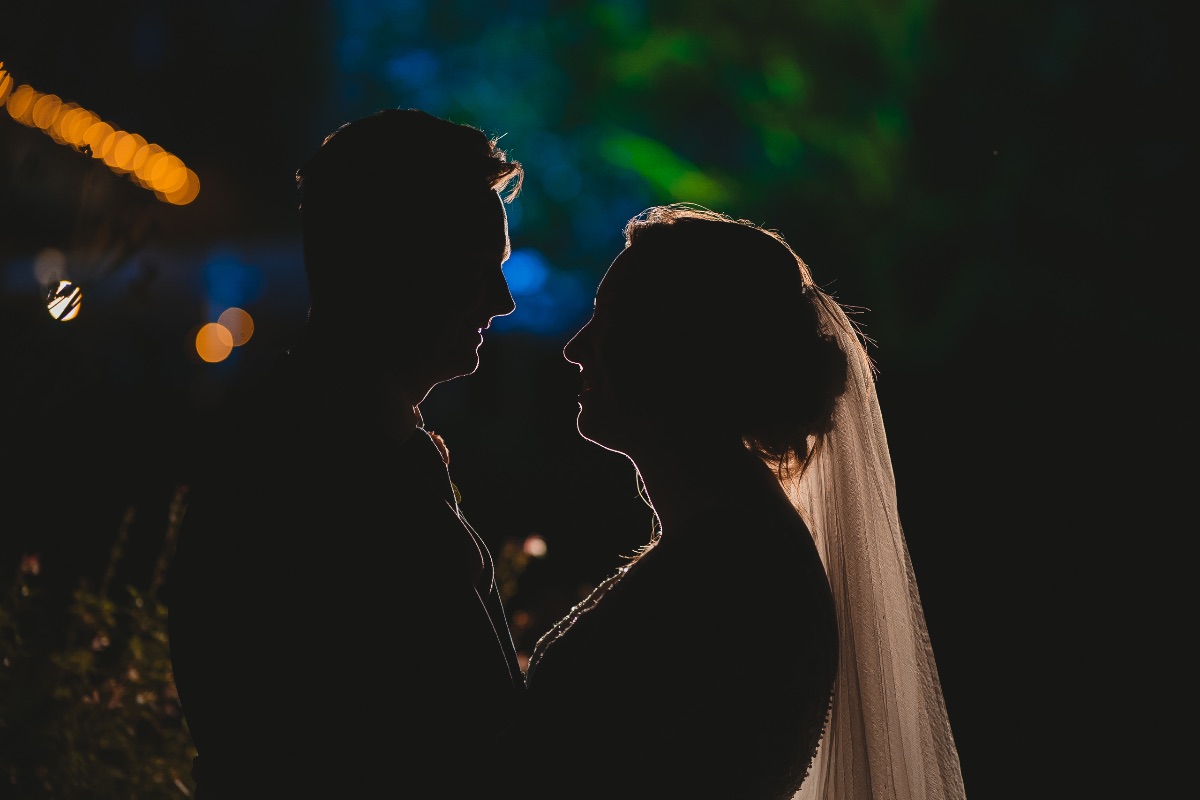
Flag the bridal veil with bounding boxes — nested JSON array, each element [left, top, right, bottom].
[[787, 287, 967, 800]]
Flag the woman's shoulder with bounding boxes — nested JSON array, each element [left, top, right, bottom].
[[664, 492, 821, 572], [656, 498, 834, 628]]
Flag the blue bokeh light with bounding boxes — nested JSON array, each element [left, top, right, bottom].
[[202, 250, 264, 319], [495, 247, 591, 337], [504, 248, 549, 295], [386, 49, 440, 86]]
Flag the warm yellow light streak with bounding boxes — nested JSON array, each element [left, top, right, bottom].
[[135, 143, 165, 184], [149, 152, 182, 186], [157, 161, 188, 194], [83, 120, 115, 154], [0, 63, 198, 205], [111, 131, 139, 171], [31, 93, 61, 130], [5, 84, 35, 122], [126, 133, 149, 172], [161, 168, 200, 205], [65, 109, 98, 145], [50, 102, 82, 144], [98, 129, 121, 163]]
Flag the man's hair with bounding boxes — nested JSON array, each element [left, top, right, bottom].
[[295, 108, 522, 301]]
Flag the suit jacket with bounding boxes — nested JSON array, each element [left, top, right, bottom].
[[167, 351, 522, 797]]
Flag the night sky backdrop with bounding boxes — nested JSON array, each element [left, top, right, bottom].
[[1, 2, 1180, 798]]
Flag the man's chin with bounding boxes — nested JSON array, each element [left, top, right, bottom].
[[432, 354, 482, 385]]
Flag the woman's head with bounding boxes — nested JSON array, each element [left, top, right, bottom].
[[564, 204, 849, 476]]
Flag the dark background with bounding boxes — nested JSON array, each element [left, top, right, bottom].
[[1, 1, 1181, 797]]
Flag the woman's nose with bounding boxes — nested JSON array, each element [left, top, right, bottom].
[[563, 322, 590, 366]]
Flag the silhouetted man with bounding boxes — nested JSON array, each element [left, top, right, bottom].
[[167, 109, 524, 798]]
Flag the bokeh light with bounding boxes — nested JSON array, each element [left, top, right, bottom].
[[192, 306, 257, 364], [33, 247, 68, 287], [202, 252, 264, 311], [523, 535, 548, 558], [0, 63, 12, 105], [46, 280, 82, 322], [161, 169, 200, 205], [194, 322, 234, 363], [217, 307, 255, 347]]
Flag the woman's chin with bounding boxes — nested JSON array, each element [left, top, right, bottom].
[[575, 414, 625, 455], [574, 413, 603, 445]]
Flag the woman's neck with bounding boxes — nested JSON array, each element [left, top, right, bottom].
[[630, 435, 773, 534]]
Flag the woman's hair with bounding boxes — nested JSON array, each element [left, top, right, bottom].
[[622, 203, 854, 478]]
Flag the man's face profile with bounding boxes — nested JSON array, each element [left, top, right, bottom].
[[374, 190, 514, 395]]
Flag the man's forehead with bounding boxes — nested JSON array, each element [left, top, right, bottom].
[[412, 192, 507, 240]]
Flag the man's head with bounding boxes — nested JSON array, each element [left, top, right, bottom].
[[295, 109, 523, 400]]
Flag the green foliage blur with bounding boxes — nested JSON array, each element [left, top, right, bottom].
[[0, 480, 541, 799], [0, 488, 197, 799], [335, 0, 965, 353]]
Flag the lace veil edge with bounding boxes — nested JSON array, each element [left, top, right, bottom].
[[788, 288, 967, 800]]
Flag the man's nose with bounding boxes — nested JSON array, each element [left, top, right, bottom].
[[486, 269, 516, 320]]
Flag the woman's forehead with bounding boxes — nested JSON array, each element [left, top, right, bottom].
[[597, 241, 705, 307], [596, 245, 659, 299]]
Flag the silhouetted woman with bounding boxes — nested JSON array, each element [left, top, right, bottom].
[[519, 204, 966, 800]]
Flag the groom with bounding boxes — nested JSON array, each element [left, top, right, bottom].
[[167, 109, 525, 798]]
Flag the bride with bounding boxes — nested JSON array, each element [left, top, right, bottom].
[[513, 203, 966, 800]]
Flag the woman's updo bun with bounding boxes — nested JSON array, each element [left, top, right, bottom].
[[622, 204, 852, 477]]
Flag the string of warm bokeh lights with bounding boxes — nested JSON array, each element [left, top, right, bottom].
[[3, 61, 248, 364], [0, 61, 199, 205]]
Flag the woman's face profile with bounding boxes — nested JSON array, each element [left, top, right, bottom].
[[563, 243, 693, 453]]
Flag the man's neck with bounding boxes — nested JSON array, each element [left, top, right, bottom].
[[290, 331, 426, 446], [383, 376, 423, 446]]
